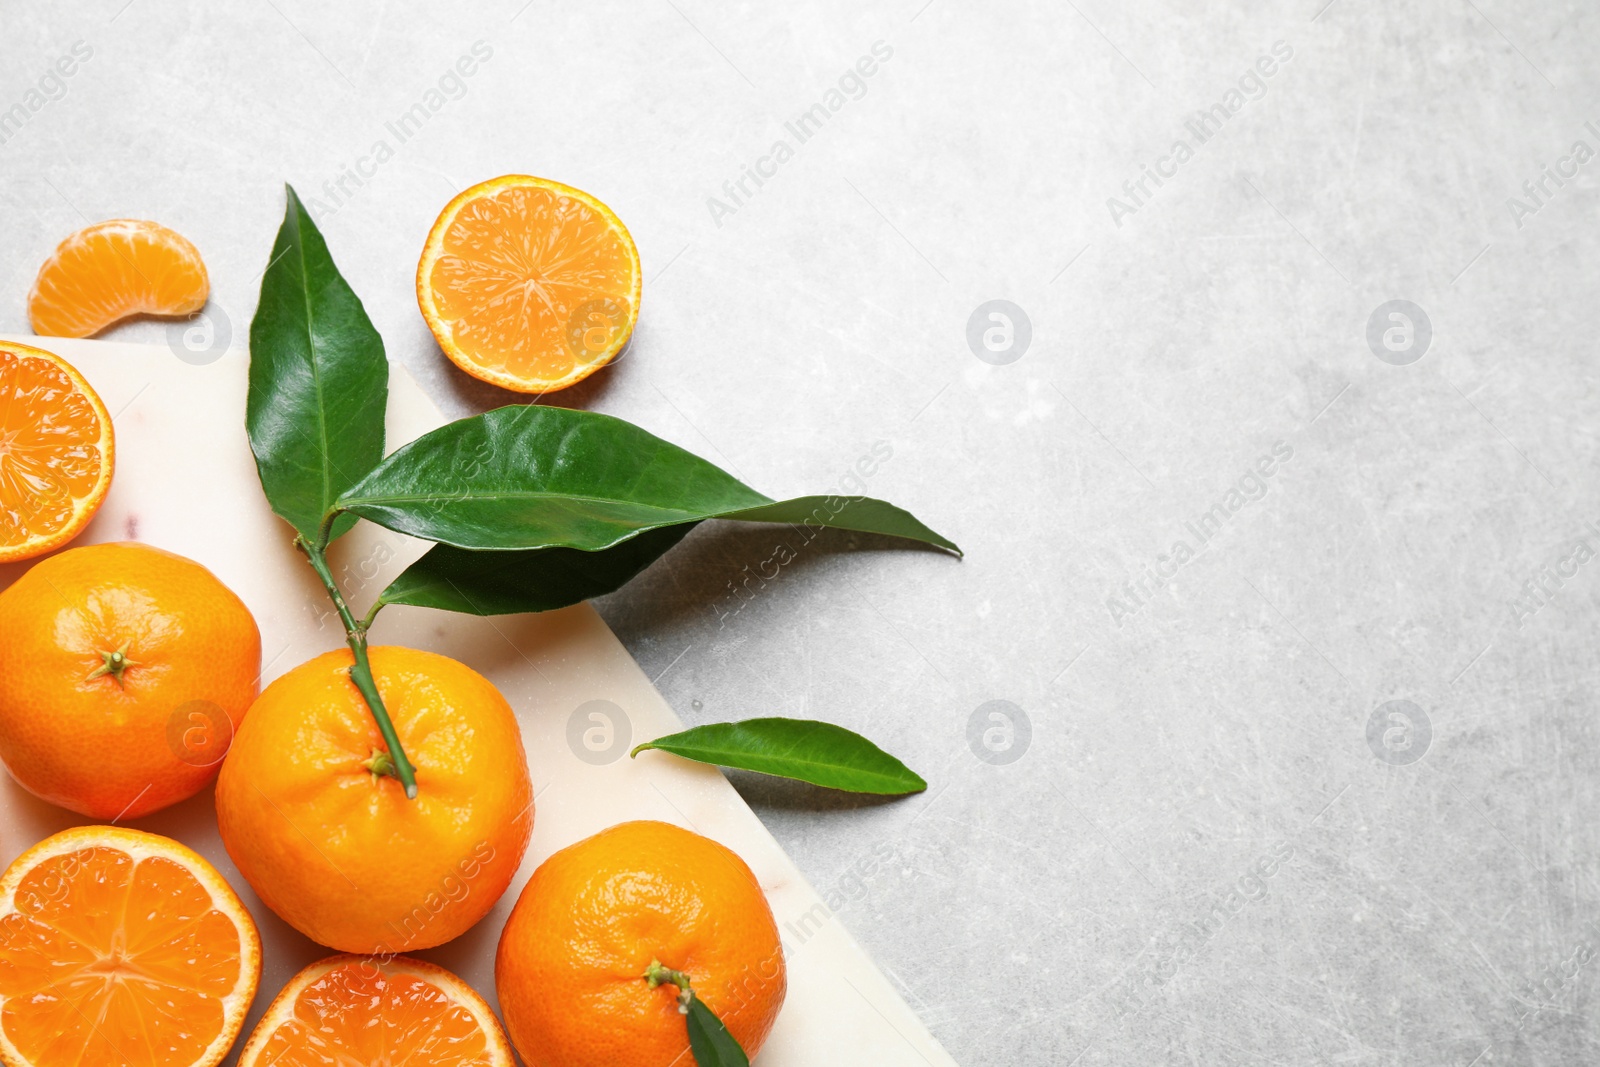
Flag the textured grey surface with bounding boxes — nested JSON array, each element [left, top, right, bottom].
[[4, 1, 1600, 1063]]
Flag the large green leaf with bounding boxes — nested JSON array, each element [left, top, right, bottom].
[[334, 405, 959, 554], [723, 495, 959, 553], [377, 523, 696, 615], [336, 405, 757, 549], [631, 718, 928, 794], [686, 998, 749, 1067], [247, 184, 388, 544]]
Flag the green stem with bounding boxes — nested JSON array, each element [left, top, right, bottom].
[[644, 959, 695, 1013], [359, 597, 387, 633], [299, 537, 418, 799], [315, 510, 341, 552]]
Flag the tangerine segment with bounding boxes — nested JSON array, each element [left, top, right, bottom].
[[0, 342, 114, 563], [29, 219, 209, 338], [0, 826, 261, 1067], [236, 955, 513, 1067], [417, 175, 641, 393]]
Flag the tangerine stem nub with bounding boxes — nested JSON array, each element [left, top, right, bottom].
[[644, 959, 695, 1013], [363, 747, 397, 782], [87, 645, 136, 687]]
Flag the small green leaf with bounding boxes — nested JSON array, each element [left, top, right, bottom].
[[376, 523, 696, 616], [685, 997, 750, 1067], [333, 405, 959, 555], [631, 718, 927, 795], [247, 184, 388, 545]]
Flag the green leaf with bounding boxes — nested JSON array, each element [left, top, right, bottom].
[[686, 997, 750, 1067], [723, 495, 959, 554], [376, 523, 697, 616], [247, 184, 388, 545], [631, 718, 928, 795], [334, 405, 959, 555]]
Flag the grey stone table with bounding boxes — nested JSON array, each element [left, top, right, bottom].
[[3, 1, 1598, 1063]]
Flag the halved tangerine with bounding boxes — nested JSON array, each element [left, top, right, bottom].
[[0, 825, 261, 1067], [417, 175, 641, 394], [0, 341, 114, 563], [29, 219, 209, 338], [236, 955, 514, 1067]]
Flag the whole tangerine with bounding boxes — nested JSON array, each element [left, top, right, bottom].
[[496, 820, 786, 1067], [216, 645, 532, 954], [0, 542, 260, 819]]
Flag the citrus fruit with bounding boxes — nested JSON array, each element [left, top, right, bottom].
[[29, 219, 209, 338], [495, 820, 786, 1067], [237, 954, 513, 1066], [215, 646, 533, 954], [416, 175, 641, 393], [0, 542, 260, 819], [0, 825, 261, 1067], [0, 341, 114, 563]]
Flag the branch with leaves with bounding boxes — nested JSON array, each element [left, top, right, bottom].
[[247, 184, 959, 802]]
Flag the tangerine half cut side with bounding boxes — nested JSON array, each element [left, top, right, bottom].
[[416, 175, 641, 394], [0, 340, 114, 563], [0, 826, 261, 1067], [236, 955, 514, 1067]]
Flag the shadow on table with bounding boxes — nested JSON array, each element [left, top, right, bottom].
[[597, 521, 958, 637], [419, 320, 630, 416], [722, 768, 912, 814]]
